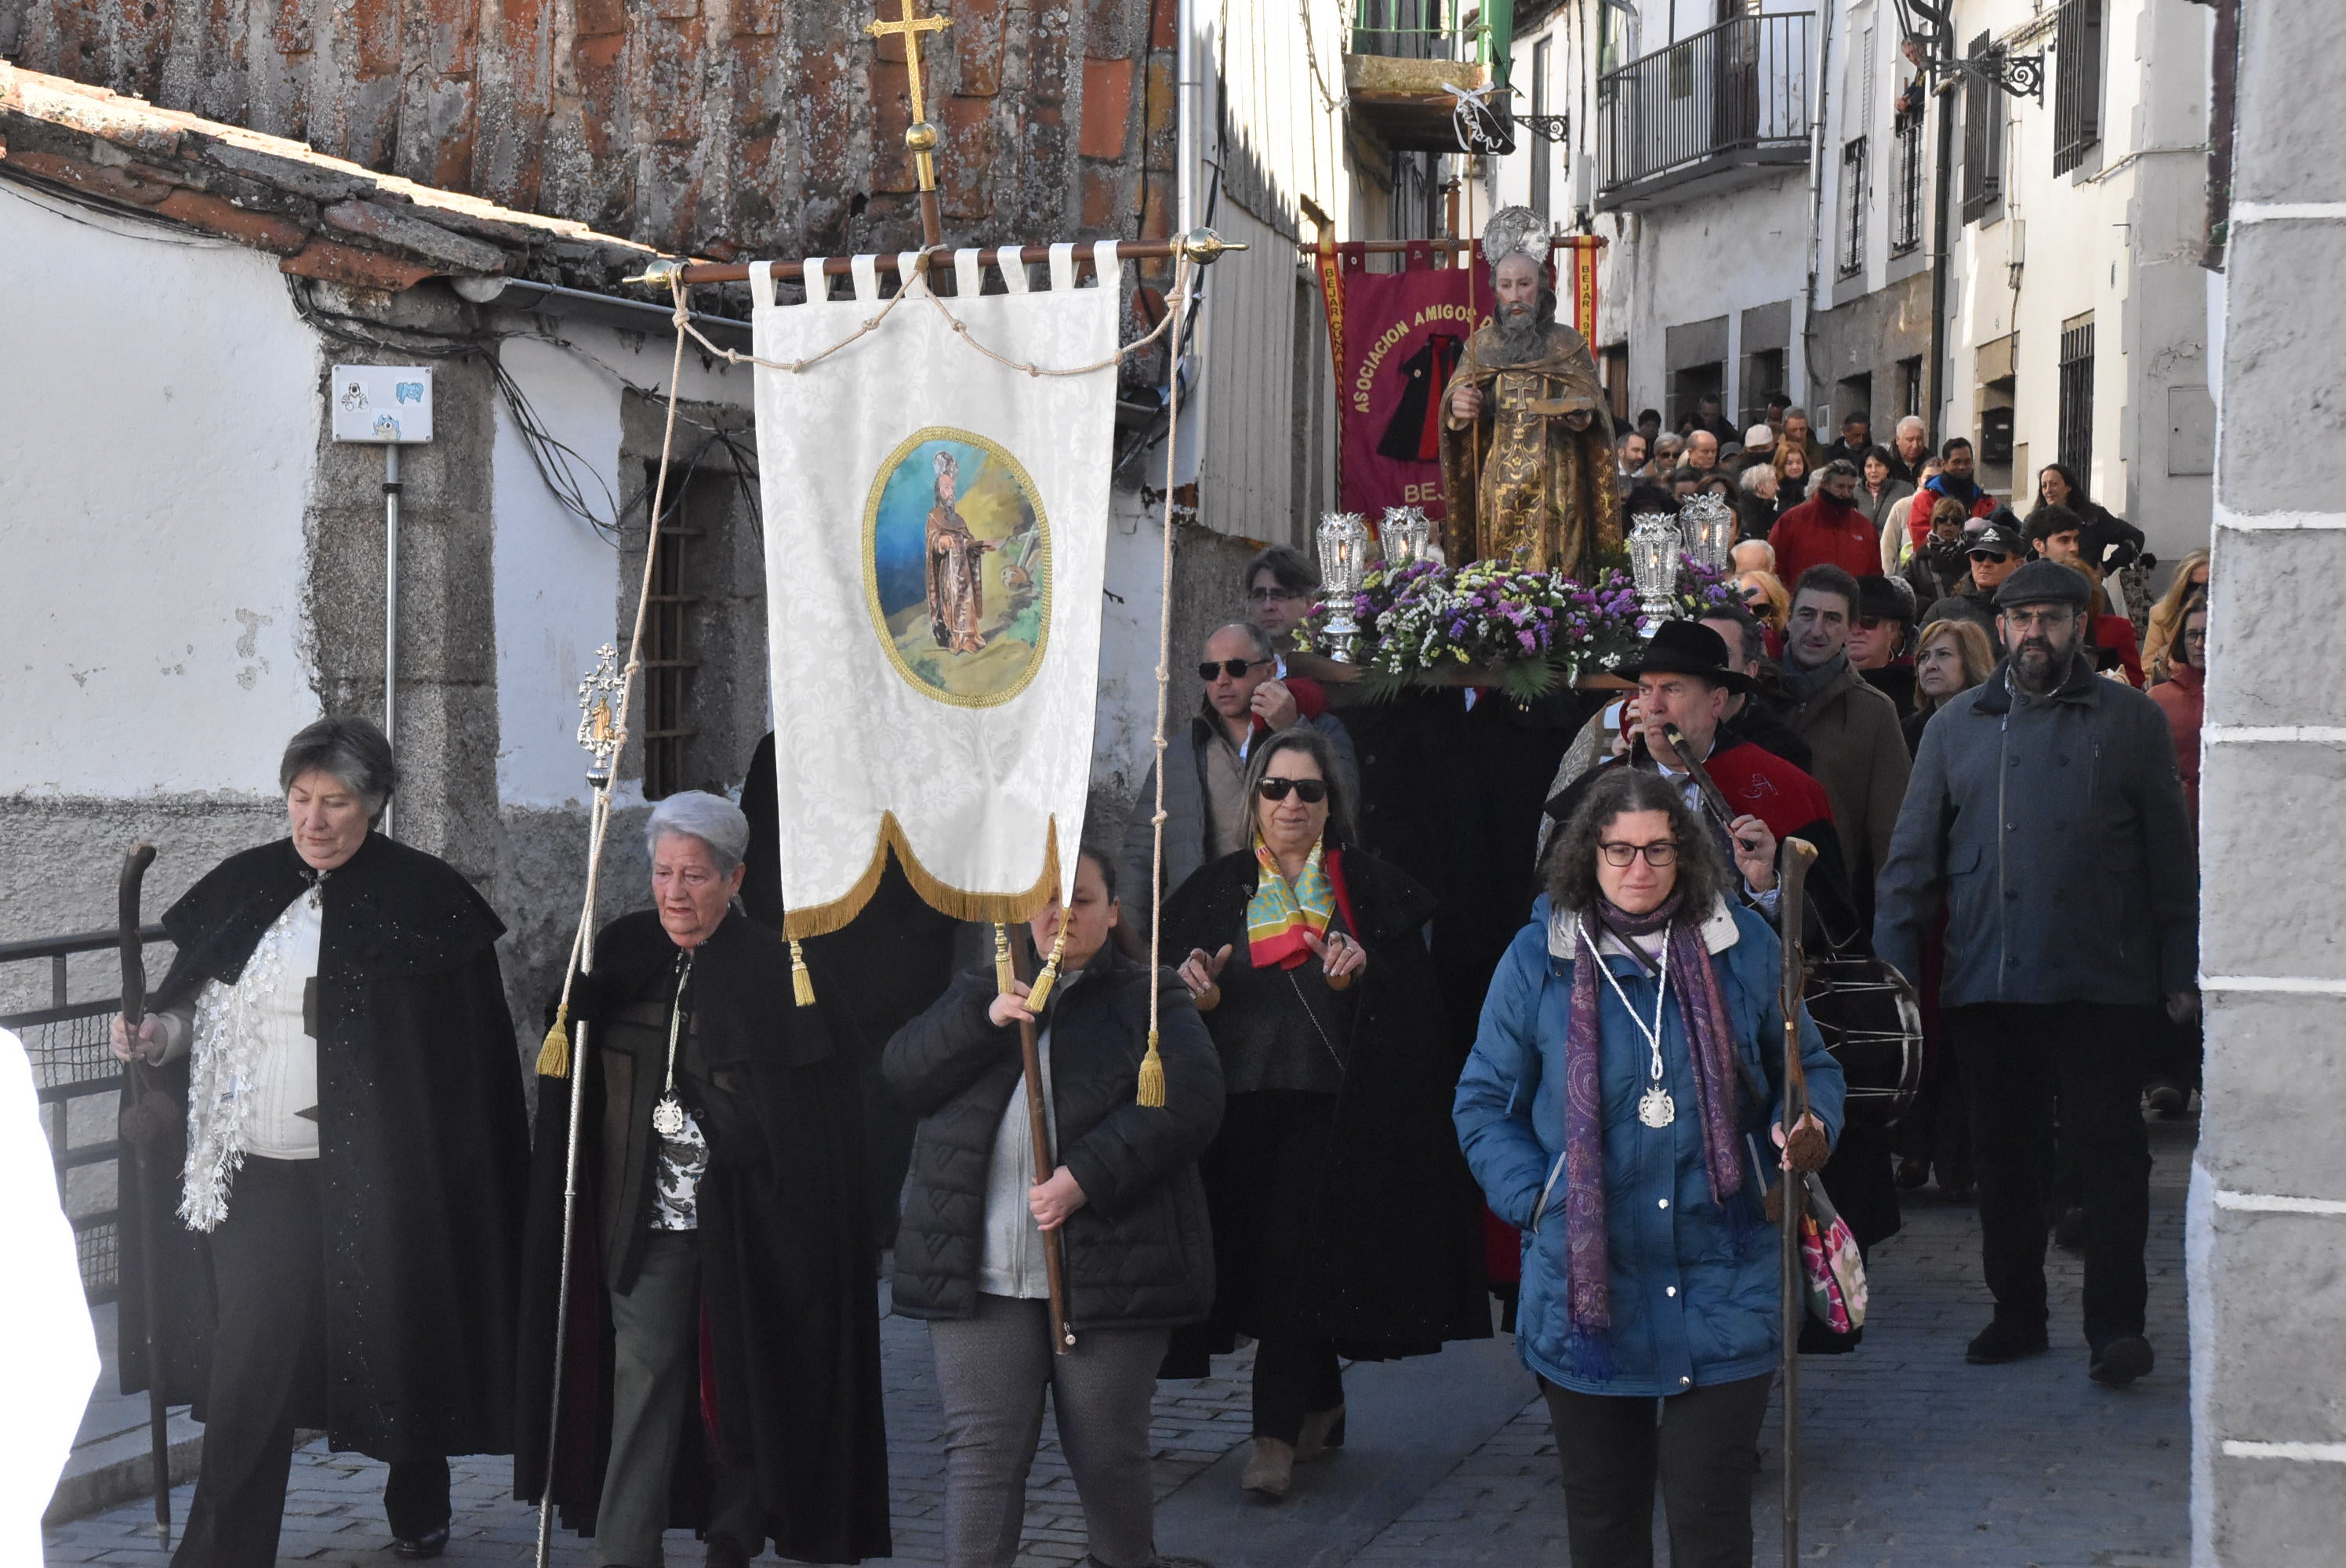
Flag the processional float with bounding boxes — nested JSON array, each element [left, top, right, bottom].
[[526, 3, 1239, 1562]]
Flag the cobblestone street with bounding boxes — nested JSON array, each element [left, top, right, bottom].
[[45, 1115, 2191, 1568]]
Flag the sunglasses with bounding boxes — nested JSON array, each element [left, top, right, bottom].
[[1856, 615, 1892, 631], [1967, 550, 2012, 563], [1257, 777, 1327, 804], [1246, 586, 1303, 603], [1199, 658, 1269, 681]]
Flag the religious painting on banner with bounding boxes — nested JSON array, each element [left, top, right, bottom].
[[1317, 238, 1601, 528], [749, 241, 1122, 935]]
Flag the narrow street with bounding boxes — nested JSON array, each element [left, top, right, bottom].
[[45, 1114, 2191, 1567]]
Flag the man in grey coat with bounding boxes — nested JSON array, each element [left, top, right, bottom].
[[1875, 560, 2197, 1389], [1119, 622, 1357, 946]]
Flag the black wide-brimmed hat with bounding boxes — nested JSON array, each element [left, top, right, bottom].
[[1619, 618, 1756, 694]]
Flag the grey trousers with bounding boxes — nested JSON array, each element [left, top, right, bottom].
[[597, 1231, 762, 1568], [929, 1294, 1171, 1568]]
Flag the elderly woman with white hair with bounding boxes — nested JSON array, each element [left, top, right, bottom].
[[515, 790, 892, 1568], [108, 715, 529, 1567]]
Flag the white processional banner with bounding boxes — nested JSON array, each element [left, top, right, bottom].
[[748, 239, 1123, 936]]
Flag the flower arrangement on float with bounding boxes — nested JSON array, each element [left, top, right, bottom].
[[1305, 498, 1744, 700]]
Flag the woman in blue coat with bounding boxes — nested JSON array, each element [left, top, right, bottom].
[[1454, 768, 1845, 1568]]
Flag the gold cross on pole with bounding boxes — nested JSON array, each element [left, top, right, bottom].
[[866, 0, 953, 245]]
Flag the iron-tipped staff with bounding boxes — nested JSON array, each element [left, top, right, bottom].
[[114, 842, 173, 1544], [1774, 835, 1819, 1568]]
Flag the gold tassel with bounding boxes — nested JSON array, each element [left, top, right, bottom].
[[1136, 1028, 1167, 1108], [993, 924, 1015, 996], [790, 938, 816, 1007], [1026, 923, 1071, 1011], [536, 1000, 572, 1080]]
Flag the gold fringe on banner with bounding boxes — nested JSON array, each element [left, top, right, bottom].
[[789, 939, 816, 1007], [536, 1001, 572, 1080], [780, 812, 1064, 942]]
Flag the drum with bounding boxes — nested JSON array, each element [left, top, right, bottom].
[[1800, 956, 1923, 1133]]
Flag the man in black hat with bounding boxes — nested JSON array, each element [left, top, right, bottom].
[[1921, 511, 2027, 648], [1543, 620, 1862, 953], [1875, 559, 2198, 1388]]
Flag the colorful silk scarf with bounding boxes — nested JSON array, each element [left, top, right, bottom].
[[1246, 836, 1334, 970]]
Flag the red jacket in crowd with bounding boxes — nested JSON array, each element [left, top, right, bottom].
[[1770, 491, 1881, 590], [2148, 660, 2204, 832]]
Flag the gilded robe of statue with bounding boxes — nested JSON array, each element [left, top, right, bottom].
[[1436, 320, 1622, 578]]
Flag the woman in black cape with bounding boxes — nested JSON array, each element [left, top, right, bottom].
[[111, 716, 528, 1566], [1160, 728, 1489, 1501]]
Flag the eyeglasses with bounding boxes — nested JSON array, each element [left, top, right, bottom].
[[1598, 840, 1678, 868], [1967, 550, 2011, 563], [1246, 586, 1304, 603], [1257, 777, 1328, 804], [1199, 658, 1269, 681], [2004, 607, 2076, 632]]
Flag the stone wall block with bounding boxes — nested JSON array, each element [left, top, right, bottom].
[[2200, 1209, 2346, 1443], [2232, 4, 2346, 208], [2215, 223, 2346, 517], [2198, 993, 2346, 1199], [2197, 740, 2346, 981], [2205, 528, 2346, 727]]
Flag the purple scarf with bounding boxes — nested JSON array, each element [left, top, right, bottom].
[[1560, 892, 1751, 1363]]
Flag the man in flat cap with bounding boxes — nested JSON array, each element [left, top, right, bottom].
[[1875, 559, 2197, 1390]]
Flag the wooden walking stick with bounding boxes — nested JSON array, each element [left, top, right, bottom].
[[1010, 935, 1076, 1353], [115, 841, 174, 1544], [1774, 835, 1818, 1568]]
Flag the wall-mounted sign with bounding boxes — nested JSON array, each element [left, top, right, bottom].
[[329, 365, 435, 443]]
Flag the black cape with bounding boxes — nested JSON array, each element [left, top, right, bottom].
[[1161, 848, 1491, 1363], [741, 730, 961, 1244], [513, 909, 891, 1564], [118, 832, 528, 1460]]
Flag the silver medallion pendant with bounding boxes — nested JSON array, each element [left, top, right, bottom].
[[1637, 1086, 1676, 1129], [652, 1094, 688, 1138]]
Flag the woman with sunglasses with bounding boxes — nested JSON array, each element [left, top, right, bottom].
[[1160, 728, 1488, 1503], [1454, 768, 1843, 1568]]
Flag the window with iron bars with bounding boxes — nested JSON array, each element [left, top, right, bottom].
[[1890, 104, 1926, 254], [2053, 0, 2104, 176], [1839, 136, 1868, 277], [2057, 314, 2095, 481], [641, 462, 704, 801], [1960, 34, 2003, 225]]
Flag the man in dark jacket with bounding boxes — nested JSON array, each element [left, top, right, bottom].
[[1875, 561, 2198, 1388], [1778, 565, 1912, 929]]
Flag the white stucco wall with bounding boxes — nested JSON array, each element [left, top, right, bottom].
[[487, 315, 754, 808], [0, 186, 320, 796], [489, 334, 626, 808]]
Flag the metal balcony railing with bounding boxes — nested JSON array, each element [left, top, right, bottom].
[[1349, 0, 1488, 64], [1595, 13, 1815, 207]]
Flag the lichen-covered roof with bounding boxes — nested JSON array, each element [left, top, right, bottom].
[[0, 61, 671, 292]]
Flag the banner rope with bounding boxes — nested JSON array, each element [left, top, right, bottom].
[[668, 245, 1186, 379], [1136, 252, 1196, 1109]]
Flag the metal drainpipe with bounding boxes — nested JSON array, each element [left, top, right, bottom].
[[1799, 8, 1836, 415], [1177, 0, 1197, 234], [382, 444, 401, 840], [1927, 31, 1957, 439]]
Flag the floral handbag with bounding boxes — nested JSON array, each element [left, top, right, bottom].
[[1796, 1173, 1868, 1334]]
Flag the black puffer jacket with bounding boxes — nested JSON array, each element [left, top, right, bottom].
[[884, 947, 1224, 1327]]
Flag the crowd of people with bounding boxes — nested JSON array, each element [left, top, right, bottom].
[[98, 416, 2206, 1566]]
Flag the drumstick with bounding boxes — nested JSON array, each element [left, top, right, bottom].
[[1662, 725, 1762, 853]]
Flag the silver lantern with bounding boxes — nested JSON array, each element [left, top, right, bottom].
[[1380, 506, 1433, 572], [1678, 492, 1736, 574], [1627, 512, 1684, 638], [1315, 510, 1373, 662]]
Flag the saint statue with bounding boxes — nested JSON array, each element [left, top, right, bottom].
[[1436, 213, 1622, 578], [925, 449, 998, 654]]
